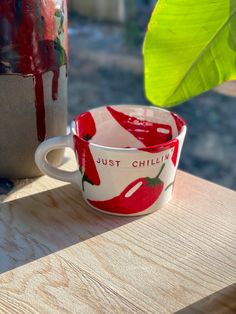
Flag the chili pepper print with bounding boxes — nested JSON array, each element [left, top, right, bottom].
[[139, 114, 185, 166], [88, 163, 165, 214], [107, 106, 172, 146], [171, 112, 186, 133], [74, 112, 100, 190], [139, 138, 179, 167], [74, 112, 96, 141], [168, 139, 179, 166], [74, 139, 101, 190]]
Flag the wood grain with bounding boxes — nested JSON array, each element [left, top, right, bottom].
[[0, 149, 236, 313]]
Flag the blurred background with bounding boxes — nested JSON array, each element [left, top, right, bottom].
[[67, 0, 236, 190]]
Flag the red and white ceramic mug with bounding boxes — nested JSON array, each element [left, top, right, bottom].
[[35, 105, 187, 216]]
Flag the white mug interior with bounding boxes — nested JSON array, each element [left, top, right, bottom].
[[73, 104, 184, 150]]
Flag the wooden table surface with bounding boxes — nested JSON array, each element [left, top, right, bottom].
[[0, 149, 236, 314]]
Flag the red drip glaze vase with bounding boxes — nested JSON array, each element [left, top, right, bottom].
[[0, 0, 68, 178]]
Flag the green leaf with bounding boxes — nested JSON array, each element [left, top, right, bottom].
[[143, 0, 236, 107]]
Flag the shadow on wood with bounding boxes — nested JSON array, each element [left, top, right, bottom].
[[0, 183, 139, 274], [0, 155, 70, 202], [176, 283, 236, 314], [0, 178, 37, 203]]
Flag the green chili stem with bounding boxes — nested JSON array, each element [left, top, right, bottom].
[[165, 181, 174, 191]]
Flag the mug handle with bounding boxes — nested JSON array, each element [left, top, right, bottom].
[[35, 134, 80, 185]]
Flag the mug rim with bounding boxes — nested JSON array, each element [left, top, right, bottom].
[[71, 104, 187, 152]]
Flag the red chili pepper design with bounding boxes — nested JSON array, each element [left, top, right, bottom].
[[74, 112, 100, 190], [139, 139, 179, 167], [107, 106, 172, 146], [75, 112, 96, 141], [171, 112, 186, 133], [88, 163, 165, 214], [140, 113, 185, 166]]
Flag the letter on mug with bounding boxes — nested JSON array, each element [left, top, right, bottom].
[[109, 160, 114, 166], [132, 161, 138, 167]]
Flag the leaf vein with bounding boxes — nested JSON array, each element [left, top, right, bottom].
[[164, 10, 236, 105]]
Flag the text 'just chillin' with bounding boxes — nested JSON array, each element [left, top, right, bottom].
[[96, 154, 170, 168]]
